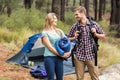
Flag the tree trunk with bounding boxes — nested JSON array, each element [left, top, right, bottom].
[[99, 0, 104, 20], [46, 0, 50, 13], [116, 0, 120, 24], [65, 0, 68, 6], [73, 0, 76, 7], [93, 0, 98, 21], [52, 0, 60, 19], [79, 0, 82, 5], [35, 0, 45, 10], [109, 0, 120, 37], [116, 0, 120, 37], [103, 0, 106, 14], [117, 19, 120, 37], [60, 0, 65, 21], [24, 0, 33, 9], [0, 3, 2, 14], [110, 0, 117, 25], [84, 0, 89, 16], [7, 4, 11, 17]]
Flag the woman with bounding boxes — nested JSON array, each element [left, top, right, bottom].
[[41, 13, 71, 80]]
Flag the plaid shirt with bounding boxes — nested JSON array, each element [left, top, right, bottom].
[[68, 19, 105, 61]]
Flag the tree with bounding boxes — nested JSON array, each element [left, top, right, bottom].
[[79, 0, 82, 5], [35, 0, 43, 10], [6, 3, 11, 17], [23, 0, 33, 9], [46, 0, 50, 13], [93, 0, 98, 21], [52, 0, 60, 19], [115, 0, 120, 37], [109, 0, 120, 37], [65, 0, 68, 6], [84, 0, 89, 16], [99, 0, 106, 20], [103, 0, 106, 14], [73, 0, 76, 7], [79, 0, 84, 6], [60, 0, 65, 21]]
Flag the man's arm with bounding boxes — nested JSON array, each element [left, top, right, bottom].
[[91, 28, 106, 39], [94, 33, 105, 39]]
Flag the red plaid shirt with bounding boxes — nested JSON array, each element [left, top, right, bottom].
[[68, 19, 105, 61]]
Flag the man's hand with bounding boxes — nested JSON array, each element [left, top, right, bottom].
[[74, 31, 80, 39], [91, 28, 96, 34]]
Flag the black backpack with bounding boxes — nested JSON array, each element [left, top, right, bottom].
[[87, 16, 99, 51]]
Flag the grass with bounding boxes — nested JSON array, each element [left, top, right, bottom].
[[98, 40, 120, 67], [97, 20, 120, 67]]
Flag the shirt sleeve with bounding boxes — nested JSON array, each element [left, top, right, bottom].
[[68, 23, 77, 37], [94, 22, 105, 34], [41, 31, 48, 38]]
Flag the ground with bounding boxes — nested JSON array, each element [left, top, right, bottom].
[[0, 44, 91, 80]]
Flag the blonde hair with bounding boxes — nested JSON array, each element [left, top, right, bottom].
[[43, 13, 57, 30], [74, 6, 86, 15]]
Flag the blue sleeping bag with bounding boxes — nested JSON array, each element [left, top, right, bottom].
[[55, 36, 71, 56]]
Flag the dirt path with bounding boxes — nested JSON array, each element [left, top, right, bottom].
[[0, 44, 91, 80]]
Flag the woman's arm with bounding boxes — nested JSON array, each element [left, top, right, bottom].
[[42, 36, 70, 58], [42, 36, 60, 56]]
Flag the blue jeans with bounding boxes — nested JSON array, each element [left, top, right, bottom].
[[44, 56, 64, 80]]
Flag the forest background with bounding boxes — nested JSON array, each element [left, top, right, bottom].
[[0, 0, 120, 80]]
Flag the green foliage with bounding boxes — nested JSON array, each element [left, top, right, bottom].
[[1, 8, 46, 32], [65, 11, 76, 26], [0, 27, 33, 48], [0, 8, 70, 49], [57, 20, 70, 34], [98, 20, 109, 34]]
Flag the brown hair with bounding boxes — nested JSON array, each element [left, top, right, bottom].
[[74, 6, 86, 15]]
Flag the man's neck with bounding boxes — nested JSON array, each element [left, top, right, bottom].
[[79, 18, 87, 26]]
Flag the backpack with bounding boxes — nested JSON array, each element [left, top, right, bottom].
[[30, 65, 47, 79], [87, 16, 99, 51]]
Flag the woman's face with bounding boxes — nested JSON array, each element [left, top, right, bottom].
[[52, 15, 57, 26]]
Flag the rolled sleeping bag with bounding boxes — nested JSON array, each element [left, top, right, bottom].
[[55, 36, 71, 56]]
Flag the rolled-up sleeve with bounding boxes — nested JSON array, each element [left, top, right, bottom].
[[68, 24, 77, 37], [94, 22, 105, 34]]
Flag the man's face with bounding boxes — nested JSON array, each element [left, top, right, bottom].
[[74, 11, 84, 21]]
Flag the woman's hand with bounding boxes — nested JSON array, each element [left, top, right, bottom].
[[61, 52, 71, 59]]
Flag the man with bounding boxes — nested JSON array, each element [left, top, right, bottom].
[[68, 6, 105, 80]]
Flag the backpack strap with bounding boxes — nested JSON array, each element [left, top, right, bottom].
[[87, 16, 99, 49], [87, 16, 98, 66]]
